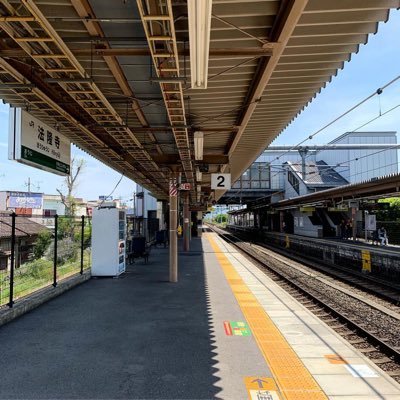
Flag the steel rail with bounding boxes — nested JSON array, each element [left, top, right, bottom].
[[228, 226, 400, 304], [257, 237, 400, 304]]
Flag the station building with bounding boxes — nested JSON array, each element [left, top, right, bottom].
[[226, 132, 398, 238], [225, 131, 398, 205], [130, 184, 160, 242]]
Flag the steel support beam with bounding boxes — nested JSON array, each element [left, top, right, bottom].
[[70, 0, 162, 155], [0, 47, 274, 57], [224, 0, 309, 166]]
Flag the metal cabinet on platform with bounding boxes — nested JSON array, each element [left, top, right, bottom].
[[92, 206, 126, 277]]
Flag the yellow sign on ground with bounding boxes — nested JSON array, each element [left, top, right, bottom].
[[244, 377, 282, 400]]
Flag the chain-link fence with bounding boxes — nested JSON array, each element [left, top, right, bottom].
[[0, 213, 91, 308]]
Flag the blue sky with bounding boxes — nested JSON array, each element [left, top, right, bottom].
[[1, 10, 400, 201], [273, 10, 400, 146]]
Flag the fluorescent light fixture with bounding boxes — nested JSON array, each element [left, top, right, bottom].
[[194, 131, 204, 160], [196, 169, 202, 182], [188, 0, 212, 89]]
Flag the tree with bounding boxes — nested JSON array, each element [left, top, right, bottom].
[[377, 198, 400, 221], [57, 157, 85, 217], [214, 214, 227, 224]]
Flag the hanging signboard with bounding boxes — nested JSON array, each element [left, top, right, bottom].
[[8, 191, 43, 209], [300, 206, 315, 213], [365, 214, 376, 231], [8, 108, 71, 176], [328, 207, 349, 212], [179, 183, 191, 191], [211, 173, 231, 190]]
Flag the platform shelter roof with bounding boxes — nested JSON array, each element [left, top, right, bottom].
[[0, 0, 398, 204]]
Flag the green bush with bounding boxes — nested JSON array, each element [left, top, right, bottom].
[[214, 214, 227, 224], [57, 217, 75, 239], [21, 259, 52, 279], [377, 198, 400, 221], [74, 224, 92, 248], [33, 230, 52, 259], [45, 237, 79, 265]]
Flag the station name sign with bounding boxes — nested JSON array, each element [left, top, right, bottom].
[[8, 108, 71, 176]]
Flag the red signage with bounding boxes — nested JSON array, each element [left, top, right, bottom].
[[179, 183, 191, 191], [15, 208, 32, 216]]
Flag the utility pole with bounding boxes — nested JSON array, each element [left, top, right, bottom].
[[298, 147, 309, 181], [24, 178, 41, 193]]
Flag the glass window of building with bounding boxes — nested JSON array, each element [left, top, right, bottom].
[[288, 170, 300, 194]]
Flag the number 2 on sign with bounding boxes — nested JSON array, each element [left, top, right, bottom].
[[217, 176, 225, 187]]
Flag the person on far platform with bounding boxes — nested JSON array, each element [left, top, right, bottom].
[[378, 226, 389, 246]]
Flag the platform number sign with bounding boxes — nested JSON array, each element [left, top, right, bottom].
[[211, 173, 231, 190]]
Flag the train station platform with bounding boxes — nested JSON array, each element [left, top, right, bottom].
[[1, 233, 400, 399]]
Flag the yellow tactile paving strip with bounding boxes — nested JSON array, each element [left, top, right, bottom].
[[206, 233, 328, 400]]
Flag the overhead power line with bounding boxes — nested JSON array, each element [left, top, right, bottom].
[[273, 74, 400, 161]]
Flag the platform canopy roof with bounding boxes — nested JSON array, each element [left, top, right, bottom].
[[0, 0, 398, 204]]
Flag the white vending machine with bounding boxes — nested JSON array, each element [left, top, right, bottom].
[[91, 206, 126, 277]]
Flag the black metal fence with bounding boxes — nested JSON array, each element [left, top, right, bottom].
[[0, 213, 91, 308]]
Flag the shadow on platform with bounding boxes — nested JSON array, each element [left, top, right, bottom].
[[0, 238, 221, 399]]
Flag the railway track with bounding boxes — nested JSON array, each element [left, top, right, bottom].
[[207, 224, 400, 381], [230, 227, 400, 304], [258, 235, 400, 305]]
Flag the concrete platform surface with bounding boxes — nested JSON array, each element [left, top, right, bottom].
[[0, 233, 399, 399]]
